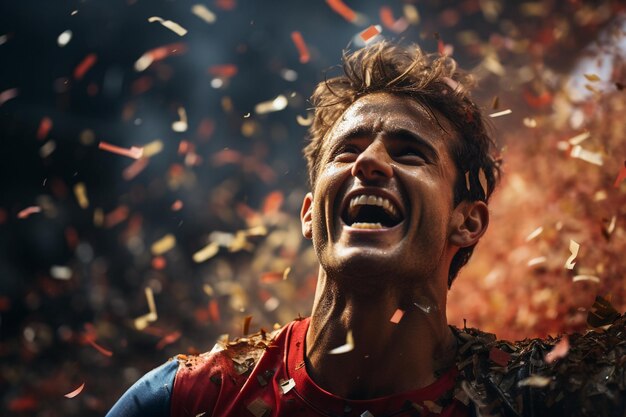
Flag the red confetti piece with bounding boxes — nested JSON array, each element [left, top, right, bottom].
[[262, 191, 284, 215], [290, 31, 310, 64], [389, 308, 405, 324], [522, 88, 553, 108], [196, 118, 215, 140], [152, 256, 167, 270], [260, 272, 283, 284], [208, 299, 220, 323], [326, 0, 357, 22], [36, 117, 53, 140], [73, 53, 97, 80], [122, 157, 149, 181], [360, 25, 380, 43], [8, 395, 37, 412], [379, 6, 396, 29], [17, 206, 42, 219], [208, 64, 238, 78], [156, 331, 181, 350], [212, 149, 242, 165], [488, 347, 511, 366], [131, 76, 153, 95], [87, 338, 113, 357], [171, 200, 183, 211], [0, 88, 19, 106], [104, 205, 130, 228], [613, 162, 626, 188], [64, 383, 85, 398], [99, 141, 144, 159], [544, 336, 570, 364], [215, 0, 236, 10]]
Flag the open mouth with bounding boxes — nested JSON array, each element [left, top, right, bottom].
[[341, 194, 403, 230]]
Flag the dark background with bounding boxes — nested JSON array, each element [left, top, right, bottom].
[[1, 0, 625, 415]]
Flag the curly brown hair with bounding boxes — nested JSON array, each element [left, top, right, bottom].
[[303, 41, 501, 287]]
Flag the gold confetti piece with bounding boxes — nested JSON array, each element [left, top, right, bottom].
[[40, 140, 56, 158], [134, 287, 158, 330], [57, 30, 72, 47], [423, 400, 443, 414], [296, 113, 313, 126], [282, 266, 291, 280], [491, 96, 499, 110], [172, 107, 188, 132], [143, 140, 164, 157], [99, 141, 143, 159], [464, 171, 470, 191], [390, 308, 404, 324], [193, 242, 219, 263], [567, 131, 590, 145], [93, 208, 103, 226], [279, 378, 296, 394], [518, 375, 551, 387], [50, 265, 72, 280], [17, 206, 42, 219], [583, 73, 601, 82], [246, 397, 271, 417], [488, 109, 512, 118], [523, 117, 537, 128], [122, 157, 149, 181], [73, 182, 89, 209], [329, 330, 354, 354], [570, 145, 603, 166], [0, 88, 19, 106], [254, 95, 288, 114], [151, 234, 176, 255], [564, 239, 580, 270], [403, 4, 420, 24], [203, 284, 214, 297], [573, 275, 600, 283], [64, 382, 85, 398], [478, 168, 488, 196], [242, 315, 252, 335], [244, 225, 268, 237], [148, 16, 188, 36], [525, 226, 544, 242], [191, 4, 216, 23], [527, 256, 547, 267]]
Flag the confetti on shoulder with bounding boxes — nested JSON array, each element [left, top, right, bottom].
[[489, 109, 512, 118], [390, 308, 404, 324], [64, 382, 85, 398], [148, 16, 188, 36], [329, 330, 354, 354], [99, 141, 144, 159]]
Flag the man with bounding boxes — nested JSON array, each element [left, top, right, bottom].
[[107, 41, 624, 417]]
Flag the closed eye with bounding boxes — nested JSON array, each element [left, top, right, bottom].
[[333, 145, 360, 162], [394, 148, 427, 164]]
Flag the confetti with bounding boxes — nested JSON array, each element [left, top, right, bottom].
[[242, 315, 252, 335], [156, 331, 181, 350], [254, 95, 288, 114], [290, 31, 310, 64], [0, 88, 19, 106], [134, 287, 158, 330], [98, 141, 144, 159], [64, 383, 85, 399], [544, 336, 570, 364], [564, 239, 579, 270], [208, 64, 238, 78], [379, 6, 408, 33], [359, 25, 381, 43], [525, 226, 544, 242], [73, 183, 89, 209], [262, 190, 283, 214], [57, 30, 72, 47], [193, 242, 220, 263], [296, 113, 313, 126], [517, 375, 551, 388], [36, 117, 53, 140], [134, 43, 187, 72], [478, 168, 488, 196], [282, 266, 291, 280], [583, 73, 601, 82], [523, 117, 537, 128], [326, 0, 357, 23], [73, 53, 97, 80], [572, 275, 600, 283], [489, 347, 511, 366], [246, 397, 271, 417], [122, 157, 149, 180], [17, 206, 41, 219], [403, 4, 420, 24], [329, 329, 354, 354], [570, 145, 603, 166], [191, 4, 216, 23], [613, 162, 626, 188], [148, 17, 188, 36], [488, 109, 512, 118], [39, 140, 56, 158], [171, 200, 183, 211], [527, 256, 547, 267], [172, 107, 188, 132], [389, 308, 404, 324], [50, 265, 72, 280], [567, 131, 590, 146], [86, 338, 113, 357], [151, 234, 176, 255]]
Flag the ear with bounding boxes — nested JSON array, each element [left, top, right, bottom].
[[300, 192, 313, 239], [449, 200, 489, 248]]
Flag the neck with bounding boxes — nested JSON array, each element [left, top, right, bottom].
[[305, 270, 457, 400]]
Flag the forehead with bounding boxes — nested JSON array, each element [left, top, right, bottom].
[[325, 92, 460, 153]]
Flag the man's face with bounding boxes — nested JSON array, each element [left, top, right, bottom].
[[301, 92, 468, 289]]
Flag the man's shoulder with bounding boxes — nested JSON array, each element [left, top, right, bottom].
[[452, 313, 626, 417]]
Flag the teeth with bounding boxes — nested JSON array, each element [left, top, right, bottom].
[[351, 222, 383, 229], [348, 194, 399, 219]]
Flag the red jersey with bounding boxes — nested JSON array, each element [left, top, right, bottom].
[[171, 317, 469, 417]]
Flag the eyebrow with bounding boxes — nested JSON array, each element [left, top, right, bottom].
[[334, 126, 441, 161]]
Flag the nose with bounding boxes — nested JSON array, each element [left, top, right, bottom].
[[351, 140, 393, 181]]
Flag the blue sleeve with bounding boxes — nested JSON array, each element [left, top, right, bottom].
[[106, 359, 178, 417]]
